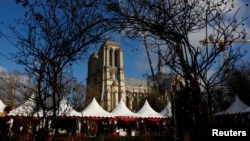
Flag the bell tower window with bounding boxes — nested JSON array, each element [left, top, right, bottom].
[[114, 50, 118, 67], [109, 49, 113, 66]]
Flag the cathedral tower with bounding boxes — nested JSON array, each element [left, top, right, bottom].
[[87, 40, 126, 111]]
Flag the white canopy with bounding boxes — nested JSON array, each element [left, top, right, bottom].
[[34, 97, 81, 117], [160, 101, 172, 118], [241, 106, 250, 113], [111, 99, 140, 118], [137, 100, 165, 118], [0, 99, 6, 112], [9, 94, 36, 116], [215, 95, 248, 115], [81, 97, 113, 118], [57, 97, 81, 117]]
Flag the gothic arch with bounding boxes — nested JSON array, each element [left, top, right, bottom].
[[109, 48, 113, 66], [114, 49, 119, 67]]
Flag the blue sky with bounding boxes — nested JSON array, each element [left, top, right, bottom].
[[1, 0, 250, 84], [0, 1, 152, 84]]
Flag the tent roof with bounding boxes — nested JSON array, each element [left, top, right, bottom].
[[160, 101, 172, 118], [241, 106, 250, 113], [58, 98, 81, 117], [216, 95, 248, 115], [111, 99, 140, 118], [34, 97, 81, 117], [81, 97, 113, 118], [9, 94, 36, 116], [137, 100, 165, 118], [0, 99, 6, 112], [9, 95, 81, 117]]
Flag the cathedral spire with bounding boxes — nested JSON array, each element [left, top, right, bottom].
[[157, 46, 164, 74]]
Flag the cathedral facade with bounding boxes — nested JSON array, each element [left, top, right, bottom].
[[86, 40, 174, 111], [87, 40, 126, 111]]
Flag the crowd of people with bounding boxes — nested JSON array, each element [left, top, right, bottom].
[[0, 115, 170, 140], [213, 112, 250, 130], [2, 113, 249, 140]]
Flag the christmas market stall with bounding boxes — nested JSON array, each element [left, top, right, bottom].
[[110, 99, 141, 136], [136, 100, 166, 136], [80, 97, 114, 136]]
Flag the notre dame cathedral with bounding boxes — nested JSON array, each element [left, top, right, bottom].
[[86, 40, 180, 112]]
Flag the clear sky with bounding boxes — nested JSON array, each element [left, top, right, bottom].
[[1, 0, 250, 84], [0, 1, 153, 84]]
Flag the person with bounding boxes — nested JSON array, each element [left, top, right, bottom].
[[156, 122, 162, 136], [0, 117, 10, 140], [35, 128, 47, 141], [110, 121, 116, 134], [97, 121, 104, 141], [126, 122, 131, 136]]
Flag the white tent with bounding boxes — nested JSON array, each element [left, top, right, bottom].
[[0, 99, 6, 112], [241, 106, 250, 113], [9, 94, 36, 116], [215, 95, 248, 115], [111, 99, 140, 120], [137, 100, 165, 119], [160, 101, 172, 118], [81, 97, 113, 118], [9, 95, 81, 117], [57, 97, 82, 117], [34, 97, 82, 117]]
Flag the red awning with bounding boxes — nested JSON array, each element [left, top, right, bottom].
[[87, 117, 104, 121], [117, 117, 137, 122], [146, 118, 162, 122]]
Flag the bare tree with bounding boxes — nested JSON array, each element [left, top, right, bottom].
[[105, 0, 248, 139], [68, 79, 86, 111], [229, 61, 250, 105], [132, 89, 168, 112], [0, 70, 30, 109], [1, 0, 116, 139]]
